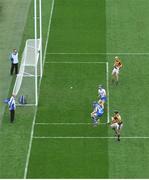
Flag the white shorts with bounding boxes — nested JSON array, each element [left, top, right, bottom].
[[118, 123, 123, 130], [112, 67, 119, 75], [110, 123, 119, 130]]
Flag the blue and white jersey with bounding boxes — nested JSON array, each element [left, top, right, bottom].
[[98, 88, 107, 102], [94, 104, 104, 117], [8, 96, 16, 111]]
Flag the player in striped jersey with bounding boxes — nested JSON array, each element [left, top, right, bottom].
[[110, 111, 123, 141], [112, 56, 123, 85]]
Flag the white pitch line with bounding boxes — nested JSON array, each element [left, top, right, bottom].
[[43, 1, 55, 65], [35, 122, 107, 125], [33, 136, 149, 139], [23, 0, 55, 179], [24, 107, 37, 179], [45, 61, 106, 64], [46, 52, 149, 55], [106, 62, 110, 123]]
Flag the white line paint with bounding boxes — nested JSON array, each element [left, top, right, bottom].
[[35, 122, 107, 125], [46, 52, 149, 55], [24, 108, 37, 179], [106, 62, 110, 123], [33, 136, 149, 139], [23, 0, 55, 178], [42, 2, 55, 65], [45, 61, 106, 64]]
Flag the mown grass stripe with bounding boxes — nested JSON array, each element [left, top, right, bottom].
[[46, 52, 149, 55], [45, 61, 106, 64]]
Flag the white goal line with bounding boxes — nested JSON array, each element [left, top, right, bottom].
[[35, 122, 107, 125], [46, 52, 149, 55], [23, 0, 55, 178], [33, 136, 149, 139]]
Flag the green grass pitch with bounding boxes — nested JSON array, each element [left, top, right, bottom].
[[1, 0, 149, 178]]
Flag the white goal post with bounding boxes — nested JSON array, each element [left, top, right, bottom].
[[13, 39, 41, 106], [13, 0, 42, 106]]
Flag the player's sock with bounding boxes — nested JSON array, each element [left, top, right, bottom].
[[114, 129, 117, 135], [91, 117, 95, 123], [97, 118, 100, 123], [112, 79, 115, 84], [118, 134, 120, 141], [92, 117, 97, 125], [116, 80, 119, 85]]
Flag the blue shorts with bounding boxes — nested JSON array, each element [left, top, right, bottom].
[[101, 96, 107, 102], [95, 112, 103, 118]]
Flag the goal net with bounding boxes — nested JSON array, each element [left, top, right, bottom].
[[13, 39, 41, 106]]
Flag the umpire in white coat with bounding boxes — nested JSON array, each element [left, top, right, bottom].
[[10, 49, 19, 75]]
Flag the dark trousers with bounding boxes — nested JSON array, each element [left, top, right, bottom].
[[10, 110, 15, 123], [10, 63, 18, 75]]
